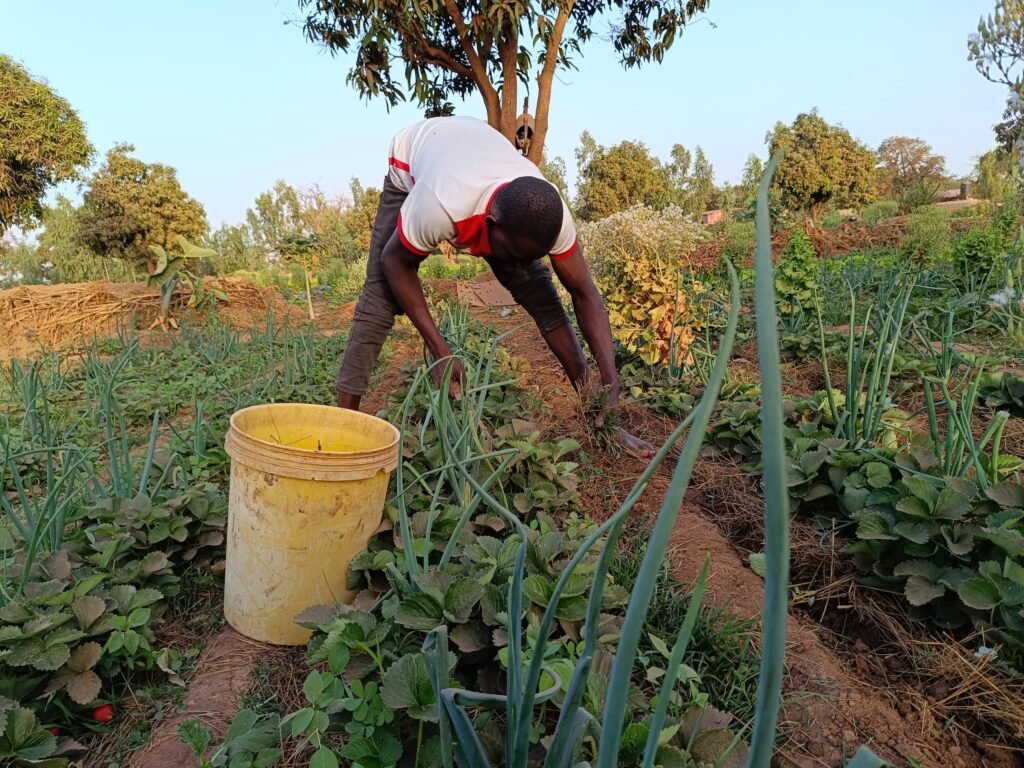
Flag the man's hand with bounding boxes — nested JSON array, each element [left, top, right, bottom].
[[430, 349, 465, 400]]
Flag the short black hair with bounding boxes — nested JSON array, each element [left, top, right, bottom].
[[493, 176, 563, 251]]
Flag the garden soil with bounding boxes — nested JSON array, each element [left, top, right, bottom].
[[128, 627, 267, 768], [71, 281, 1021, 768], [476, 299, 1016, 768]]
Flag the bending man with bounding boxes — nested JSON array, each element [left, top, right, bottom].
[[335, 116, 653, 458]]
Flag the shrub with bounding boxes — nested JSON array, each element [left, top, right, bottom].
[[319, 256, 368, 303], [900, 205, 951, 267], [952, 226, 1001, 280], [820, 210, 843, 228], [718, 220, 756, 266], [579, 205, 707, 366], [897, 179, 940, 213], [775, 228, 818, 315], [862, 200, 899, 225]]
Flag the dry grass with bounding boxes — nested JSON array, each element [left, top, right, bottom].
[[0, 277, 298, 355]]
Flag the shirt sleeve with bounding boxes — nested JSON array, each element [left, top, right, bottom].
[[397, 185, 454, 257], [549, 197, 578, 260]]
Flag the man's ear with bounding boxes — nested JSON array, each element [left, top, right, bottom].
[[485, 213, 499, 227]]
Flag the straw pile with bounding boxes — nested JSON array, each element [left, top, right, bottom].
[[0, 277, 298, 354]]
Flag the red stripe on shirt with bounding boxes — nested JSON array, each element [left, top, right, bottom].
[[389, 157, 415, 184], [396, 213, 430, 257], [550, 237, 578, 260]]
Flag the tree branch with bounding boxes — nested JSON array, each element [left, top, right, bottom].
[[442, 0, 501, 125], [529, 2, 575, 162]]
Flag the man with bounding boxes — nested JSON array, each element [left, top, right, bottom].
[[336, 116, 653, 458]]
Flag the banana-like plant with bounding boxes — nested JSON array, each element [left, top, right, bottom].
[[146, 236, 224, 329]]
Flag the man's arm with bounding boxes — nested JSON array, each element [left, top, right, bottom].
[[548, 243, 620, 402], [381, 231, 463, 391]]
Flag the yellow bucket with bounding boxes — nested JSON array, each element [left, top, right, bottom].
[[223, 403, 400, 645]]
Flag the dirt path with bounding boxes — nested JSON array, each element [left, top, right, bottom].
[[128, 627, 268, 768]]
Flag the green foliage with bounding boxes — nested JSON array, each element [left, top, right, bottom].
[[76, 144, 207, 270], [147, 237, 225, 327], [718, 221, 756, 266], [297, 0, 711, 158], [37, 197, 137, 284], [575, 137, 672, 221], [768, 110, 878, 221], [775, 228, 818, 315], [819, 210, 843, 229], [968, 0, 1024, 151], [952, 226, 1002, 282], [979, 370, 1024, 416], [0, 55, 93, 233], [179, 709, 281, 768], [900, 206, 952, 267], [896, 178, 940, 214], [861, 200, 899, 224], [975, 148, 1020, 200]]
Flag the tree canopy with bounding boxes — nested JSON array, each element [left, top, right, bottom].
[[768, 111, 877, 222], [574, 134, 671, 221], [0, 56, 93, 233], [297, 0, 712, 161], [969, 1, 1024, 151], [876, 136, 946, 196], [76, 144, 207, 269]]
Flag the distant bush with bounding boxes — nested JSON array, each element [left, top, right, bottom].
[[420, 253, 487, 280], [718, 221, 756, 266], [900, 205, 952, 266], [775, 228, 819, 315], [952, 226, 1001, 279], [897, 179, 940, 213], [820, 210, 844, 228], [861, 200, 899, 225], [319, 256, 367, 304]]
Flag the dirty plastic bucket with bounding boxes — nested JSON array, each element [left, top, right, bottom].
[[223, 403, 400, 644]]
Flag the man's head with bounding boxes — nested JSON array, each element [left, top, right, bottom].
[[487, 176, 563, 262]]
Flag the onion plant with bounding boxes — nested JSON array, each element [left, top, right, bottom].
[[817, 282, 913, 447], [385, 155, 886, 767]]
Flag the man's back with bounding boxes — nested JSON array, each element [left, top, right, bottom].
[[387, 116, 573, 258]]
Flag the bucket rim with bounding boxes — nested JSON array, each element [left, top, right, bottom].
[[227, 402, 400, 459]]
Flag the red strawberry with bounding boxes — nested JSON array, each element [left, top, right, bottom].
[[47, 727, 59, 737], [92, 704, 114, 723]]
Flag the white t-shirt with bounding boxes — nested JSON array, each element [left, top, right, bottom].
[[387, 117, 577, 260]]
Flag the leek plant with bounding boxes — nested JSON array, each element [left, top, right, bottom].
[[817, 283, 913, 447]]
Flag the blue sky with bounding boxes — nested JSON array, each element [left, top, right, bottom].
[[0, 1, 1010, 228]]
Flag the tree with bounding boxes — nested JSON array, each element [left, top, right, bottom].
[[976, 146, 1020, 199], [685, 146, 715, 216], [0, 56, 93, 233], [768, 111, 877, 224], [205, 223, 264, 273], [877, 136, 946, 196], [77, 144, 207, 270], [575, 138, 671, 221], [538, 154, 570, 203], [739, 154, 764, 206], [297, 0, 712, 162], [969, 1, 1024, 151], [246, 180, 305, 259]]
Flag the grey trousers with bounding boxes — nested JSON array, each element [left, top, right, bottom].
[[335, 177, 571, 397]]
